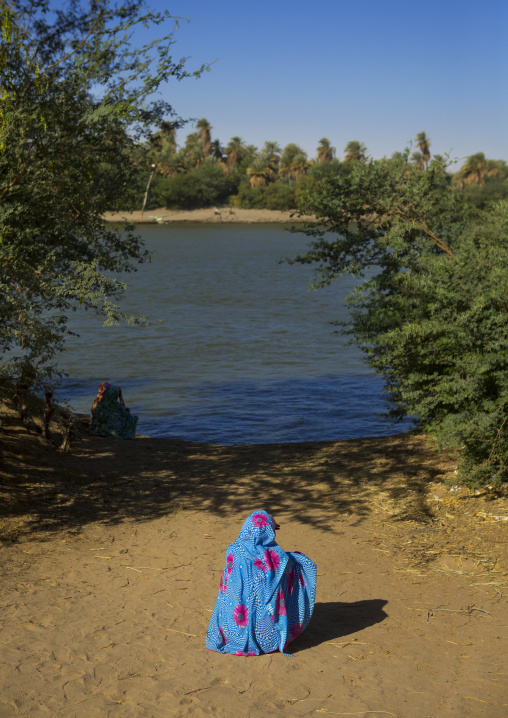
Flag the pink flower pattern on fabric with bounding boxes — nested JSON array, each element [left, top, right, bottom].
[[287, 567, 295, 595], [252, 513, 269, 528], [264, 549, 280, 572], [290, 622, 303, 638], [206, 511, 317, 657], [275, 590, 287, 616], [233, 604, 249, 628]]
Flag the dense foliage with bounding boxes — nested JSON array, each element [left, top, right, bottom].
[[0, 0, 205, 392], [131, 122, 508, 212], [150, 161, 236, 210], [292, 155, 508, 487]]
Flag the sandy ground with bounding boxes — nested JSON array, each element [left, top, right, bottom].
[[1, 405, 508, 718], [103, 208, 314, 224]]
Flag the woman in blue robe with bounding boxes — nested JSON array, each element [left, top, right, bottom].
[[206, 510, 316, 656]]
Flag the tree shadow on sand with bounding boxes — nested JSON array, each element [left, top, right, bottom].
[[291, 599, 389, 651], [0, 406, 451, 541]]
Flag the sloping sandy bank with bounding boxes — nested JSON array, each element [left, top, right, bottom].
[[1, 408, 507, 717]]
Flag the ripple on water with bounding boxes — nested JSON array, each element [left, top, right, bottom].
[[59, 224, 413, 444]]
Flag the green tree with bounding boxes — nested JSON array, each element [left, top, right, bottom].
[[411, 151, 425, 170], [261, 141, 281, 173], [344, 140, 367, 162], [454, 152, 488, 188], [279, 144, 310, 180], [210, 139, 224, 160], [225, 136, 247, 173], [195, 118, 213, 162], [181, 132, 204, 169], [316, 137, 336, 163], [151, 161, 235, 209], [247, 156, 274, 187], [147, 121, 179, 177], [415, 131, 431, 167], [293, 154, 508, 486], [0, 0, 208, 393], [150, 122, 178, 154], [487, 159, 508, 181]]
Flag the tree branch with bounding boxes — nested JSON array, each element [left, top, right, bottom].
[[40, 0, 107, 75]]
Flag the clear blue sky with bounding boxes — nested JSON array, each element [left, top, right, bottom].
[[143, 0, 507, 166], [45, 0, 506, 165]]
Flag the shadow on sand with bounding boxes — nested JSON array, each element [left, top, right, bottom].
[[0, 410, 450, 542], [291, 599, 389, 651]]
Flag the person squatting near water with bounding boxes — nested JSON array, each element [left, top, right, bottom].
[[90, 382, 138, 440], [206, 510, 316, 656]]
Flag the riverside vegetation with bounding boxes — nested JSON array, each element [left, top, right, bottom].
[[0, 1, 506, 489], [136, 128, 508, 213]]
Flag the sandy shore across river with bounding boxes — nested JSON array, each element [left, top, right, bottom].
[[103, 208, 315, 224], [1, 402, 507, 718]]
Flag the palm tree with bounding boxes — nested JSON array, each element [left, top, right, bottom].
[[292, 152, 311, 179], [247, 156, 274, 187], [150, 121, 177, 152], [317, 137, 336, 163], [258, 141, 280, 175], [490, 159, 508, 181], [225, 136, 247, 172], [484, 159, 508, 182], [486, 160, 500, 180], [195, 118, 213, 160], [182, 132, 203, 169], [279, 144, 310, 179], [410, 151, 425, 171], [154, 144, 178, 177], [244, 145, 259, 164], [344, 140, 367, 162], [262, 140, 281, 157], [210, 139, 224, 160], [454, 153, 488, 188], [147, 122, 177, 176], [415, 132, 431, 167]]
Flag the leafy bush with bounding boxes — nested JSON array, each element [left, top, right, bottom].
[[459, 180, 508, 209], [151, 163, 235, 209], [228, 182, 264, 209], [263, 183, 297, 210], [230, 180, 298, 210], [294, 155, 507, 487]]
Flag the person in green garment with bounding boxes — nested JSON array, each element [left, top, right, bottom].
[[90, 382, 138, 439]]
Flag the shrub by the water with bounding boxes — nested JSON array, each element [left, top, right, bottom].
[[294, 154, 508, 487], [0, 1, 207, 396], [230, 182, 297, 211], [150, 163, 236, 210]]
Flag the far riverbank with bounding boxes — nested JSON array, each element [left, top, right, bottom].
[[103, 207, 315, 224]]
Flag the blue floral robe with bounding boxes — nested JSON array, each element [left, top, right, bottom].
[[206, 510, 316, 656]]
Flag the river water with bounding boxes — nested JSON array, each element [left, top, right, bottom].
[[59, 223, 411, 443]]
